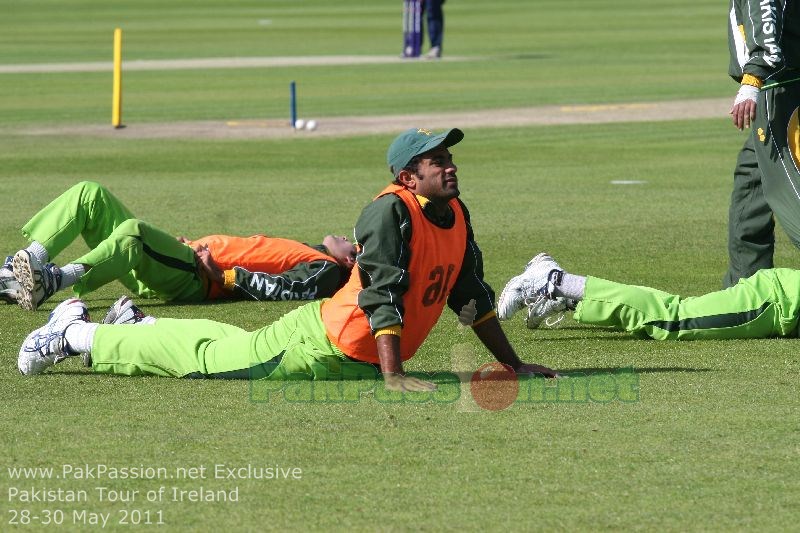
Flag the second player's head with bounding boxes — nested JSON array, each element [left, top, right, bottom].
[[323, 235, 357, 270]]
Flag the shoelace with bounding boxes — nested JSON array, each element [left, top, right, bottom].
[[543, 314, 566, 328], [523, 294, 547, 309], [524, 294, 567, 328]]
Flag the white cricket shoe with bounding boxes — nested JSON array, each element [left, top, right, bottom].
[[102, 295, 155, 325], [497, 252, 564, 321], [18, 298, 90, 375], [526, 297, 578, 329], [0, 255, 21, 304], [12, 250, 62, 311]]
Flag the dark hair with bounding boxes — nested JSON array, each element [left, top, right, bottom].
[[393, 155, 423, 184]]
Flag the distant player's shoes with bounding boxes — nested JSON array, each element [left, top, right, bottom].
[[497, 252, 564, 320], [12, 250, 62, 311], [0, 255, 22, 304], [102, 296, 155, 325], [424, 46, 441, 59], [525, 297, 577, 329], [18, 298, 90, 375]]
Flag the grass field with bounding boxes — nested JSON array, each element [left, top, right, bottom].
[[1, 1, 798, 531]]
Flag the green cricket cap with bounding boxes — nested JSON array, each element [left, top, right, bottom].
[[386, 127, 464, 177]]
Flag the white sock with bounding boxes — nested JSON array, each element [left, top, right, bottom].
[[64, 322, 99, 354], [553, 272, 586, 300], [58, 264, 86, 290], [26, 241, 49, 263]]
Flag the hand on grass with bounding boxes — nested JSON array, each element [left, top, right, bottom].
[[515, 363, 560, 379], [383, 373, 437, 392]]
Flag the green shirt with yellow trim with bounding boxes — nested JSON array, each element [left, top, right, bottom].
[[728, 0, 799, 84], [354, 192, 496, 333]]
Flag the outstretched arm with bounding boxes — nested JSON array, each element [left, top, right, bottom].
[[376, 334, 437, 392], [472, 317, 560, 378], [443, 201, 558, 377]]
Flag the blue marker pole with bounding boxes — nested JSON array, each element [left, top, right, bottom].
[[290, 81, 297, 128]]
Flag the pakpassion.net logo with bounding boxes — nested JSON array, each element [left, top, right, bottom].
[[249, 361, 639, 411]]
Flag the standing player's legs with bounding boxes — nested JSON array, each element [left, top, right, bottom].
[[724, 137, 775, 288], [402, 0, 422, 57], [425, 0, 444, 50], [90, 301, 376, 380], [71, 218, 205, 302], [413, 0, 422, 56], [573, 269, 800, 340], [403, 0, 412, 57], [755, 82, 800, 252], [19, 180, 154, 297]]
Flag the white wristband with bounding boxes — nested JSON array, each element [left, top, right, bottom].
[[733, 84, 759, 106]]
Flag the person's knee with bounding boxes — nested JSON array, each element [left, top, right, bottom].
[[74, 180, 119, 208], [74, 180, 106, 196], [113, 218, 147, 238]]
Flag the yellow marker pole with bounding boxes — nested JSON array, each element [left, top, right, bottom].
[[112, 28, 123, 128]]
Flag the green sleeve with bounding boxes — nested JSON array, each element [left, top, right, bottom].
[[447, 200, 496, 319], [353, 194, 412, 331], [230, 259, 342, 300], [732, 0, 790, 81]]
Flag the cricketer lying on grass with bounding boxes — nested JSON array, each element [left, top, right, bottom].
[[499, 251, 800, 342], [0, 181, 356, 310]]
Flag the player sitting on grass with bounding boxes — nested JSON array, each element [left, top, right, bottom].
[[0, 181, 356, 311], [16, 128, 559, 391], [498, 252, 800, 340]]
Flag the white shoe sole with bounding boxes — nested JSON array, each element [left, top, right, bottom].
[[12, 251, 37, 311]]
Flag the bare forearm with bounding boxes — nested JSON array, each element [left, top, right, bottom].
[[473, 317, 560, 378], [472, 317, 523, 369], [376, 334, 404, 375], [375, 334, 437, 392]]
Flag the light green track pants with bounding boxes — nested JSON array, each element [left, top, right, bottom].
[[91, 300, 377, 380], [21, 181, 204, 301], [575, 269, 800, 340]]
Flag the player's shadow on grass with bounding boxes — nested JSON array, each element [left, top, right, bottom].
[[556, 366, 713, 375], [445, 366, 712, 384], [45, 365, 713, 383], [521, 325, 704, 342]]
